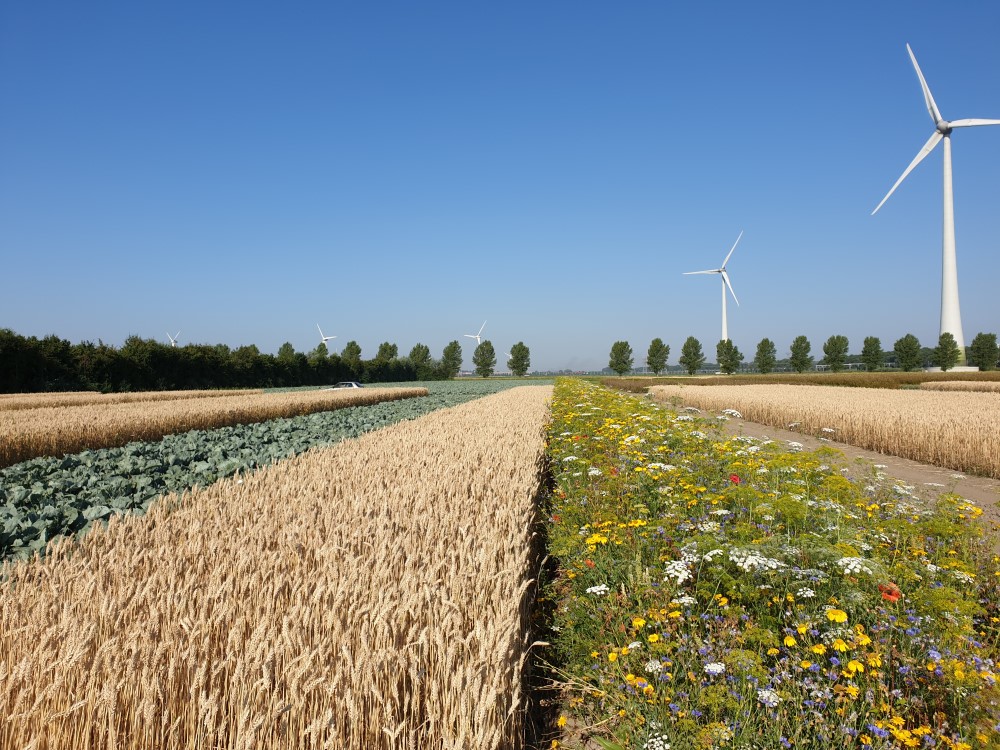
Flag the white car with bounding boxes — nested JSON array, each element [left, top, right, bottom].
[[331, 381, 364, 389]]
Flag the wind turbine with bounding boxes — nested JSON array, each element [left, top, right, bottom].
[[464, 320, 487, 347], [317, 324, 336, 347], [166, 331, 180, 348], [683, 231, 743, 342], [872, 43, 1000, 366]]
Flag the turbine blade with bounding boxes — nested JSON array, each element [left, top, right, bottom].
[[478, 320, 487, 335], [907, 43, 942, 125], [721, 271, 739, 306], [871, 131, 943, 215], [317, 324, 324, 336], [683, 269, 720, 275], [949, 118, 1000, 128], [721, 230, 744, 268]]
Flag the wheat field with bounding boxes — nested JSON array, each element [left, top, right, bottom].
[[0, 385, 552, 749], [919, 380, 1000, 393], [0, 387, 427, 467], [0, 389, 262, 412], [649, 383, 1000, 478]]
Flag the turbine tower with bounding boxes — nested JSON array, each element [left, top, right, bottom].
[[872, 43, 1000, 366], [684, 231, 743, 342]]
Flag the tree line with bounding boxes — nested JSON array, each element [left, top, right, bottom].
[[608, 332, 1000, 375], [0, 329, 528, 393]]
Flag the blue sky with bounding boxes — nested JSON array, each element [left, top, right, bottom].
[[2, 2, 999, 372]]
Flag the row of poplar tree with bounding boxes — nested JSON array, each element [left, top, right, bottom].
[[608, 332, 1000, 376]]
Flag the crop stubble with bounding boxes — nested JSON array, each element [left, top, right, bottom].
[[0, 388, 427, 468], [650, 383, 1000, 479], [0, 385, 553, 749], [0, 389, 263, 411]]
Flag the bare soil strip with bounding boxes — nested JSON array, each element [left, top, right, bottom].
[[1, 385, 553, 750]]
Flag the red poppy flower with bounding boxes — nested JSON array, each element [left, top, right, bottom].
[[729, 474, 741, 485], [879, 582, 902, 603], [610, 467, 620, 477], [585, 559, 595, 568]]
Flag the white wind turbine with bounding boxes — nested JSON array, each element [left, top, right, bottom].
[[464, 320, 487, 347], [166, 331, 180, 348], [683, 231, 743, 342], [872, 43, 1000, 366], [317, 324, 336, 347]]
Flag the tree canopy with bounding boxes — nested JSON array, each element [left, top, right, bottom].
[[608, 341, 634, 376]]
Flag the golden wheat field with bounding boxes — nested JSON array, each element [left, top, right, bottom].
[[649, 383, 1000, 478], [0, 385, 552, 750], [0, 389, 262, 411], [0, 387, 427, 468], [919, 380, 1000, 393]]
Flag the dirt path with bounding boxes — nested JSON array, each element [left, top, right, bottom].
[[709, 412, 1000, 542]]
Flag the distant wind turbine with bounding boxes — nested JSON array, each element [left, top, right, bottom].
[[872, 43, 1000, 366], [166, 331, 180, 348], [317, 324, 336, 346], [683, 231, 743, 342], [464, 320, 487, 347]]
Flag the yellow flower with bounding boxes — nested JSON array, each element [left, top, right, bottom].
[[621, 647, 630, 655], [557, 716, 567, 728], [668, 611, 682, 619], [832, 639, 849, 652], [590, 651, 599, 659], [717, 596, 728, 606], [799, 660, 812, 669], [608, 652, 618, 662], [845, 684, 860, 698], [767, 647, 780, 656], [826, 608, 848, 623], [648, 634, 660, 643], [796, 623, 808, 634], [812, 644, 827, 655], [867, 654, 882, 668], [632, 617, 646, 629], [784, 635, 797, 647], [847, 660, 865, 674]]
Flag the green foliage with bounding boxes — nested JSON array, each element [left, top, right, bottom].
[[440, 341, 463, 379], [821, 334, 849, 372], [678, 336, 705, 376], [932, 332, 961, 372], [472, 340, 497, 378], [789, 335, 813, 373], [277, 342, 297, 363], [753, 338, 777, 374], [509, 341, 531, 377], [861, 336, 884, 372], [893, 333, 922, 372], [608, 341, 634, 376], [408, 343, 430, 368], [969, 332, 998, 371], [375, 342, 398, 362], [715, 339, 743, 375], [341, 340, 362, 367], [646, 338, 670, 375]]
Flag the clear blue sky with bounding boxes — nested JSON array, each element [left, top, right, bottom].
[[2, 2, 999, 371]]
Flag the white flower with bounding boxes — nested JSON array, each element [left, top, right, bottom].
[[697, 521, 720, 533], [835, 557, 874, 576], [664, 560, 692, 584], [675, 415, 694, 422], [704, 662, 726, 675], [672, 595, 697, 605], [788, 421, 801, 429], [757, 688, 781, 708], [628, 641, 643, 650], [588, 467, 603, 477], [787, 441, 803, 452], [797, 587, 816, 599], [644, 659, 662, 674], [821, 427, 836, 433], [586, 584, 610, 596], [722, 408, 743, 418], [561, 455, 579, 462], [729, 548, 786, 572]]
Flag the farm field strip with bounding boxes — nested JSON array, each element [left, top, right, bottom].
[[649, 383, 1000, 479], [1, 385, 553, 750], [0, 388, 262, 411], [0, 386, 427, 468], [604, 371, 1000, 391], [920, 380, 1000, 392], [1, 380, 532, 563]]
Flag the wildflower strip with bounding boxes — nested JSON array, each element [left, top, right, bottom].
[[544, 378, 999, 749]]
